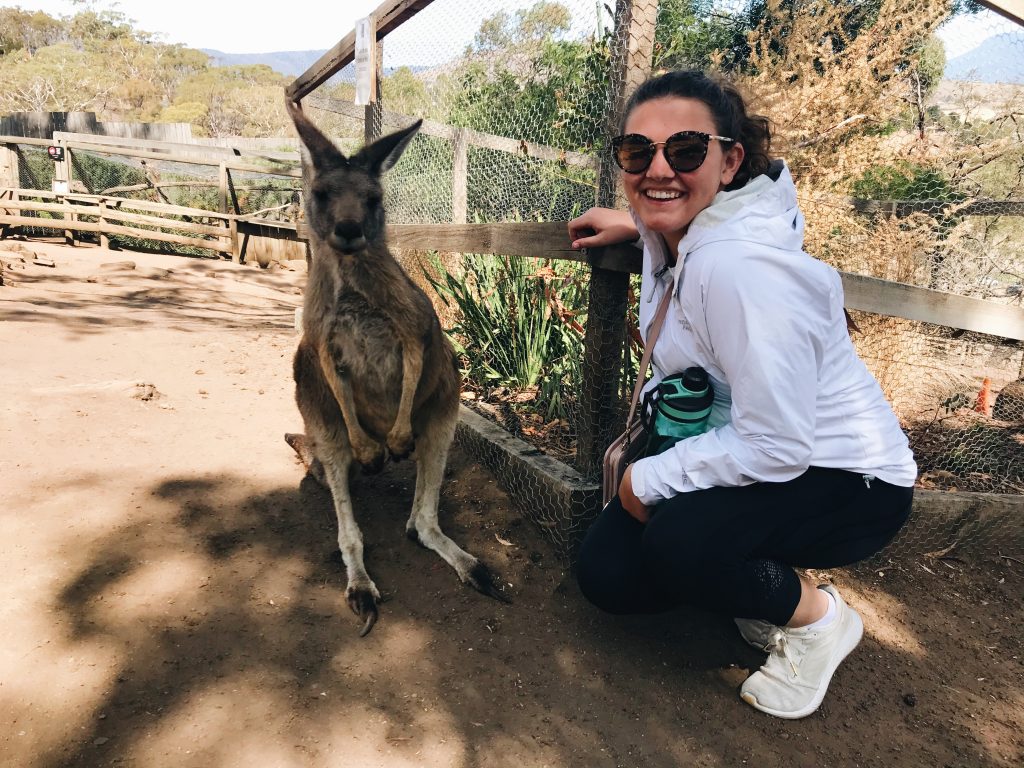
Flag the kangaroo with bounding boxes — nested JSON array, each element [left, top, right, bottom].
[[284, 99, 506, 636]]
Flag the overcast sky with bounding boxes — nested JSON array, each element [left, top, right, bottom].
[[2, 0, 380, 52], [2, 0, 1017, 57]]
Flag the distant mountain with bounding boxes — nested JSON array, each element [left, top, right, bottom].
[[202, 49, 330, 78], [201, 49, 431, 82], [945, 32, 1024, 84]]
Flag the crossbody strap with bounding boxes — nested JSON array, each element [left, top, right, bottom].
[[626, 277, 674, 427]]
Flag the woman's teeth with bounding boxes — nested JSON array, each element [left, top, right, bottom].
[[645, 190, 682, 200]]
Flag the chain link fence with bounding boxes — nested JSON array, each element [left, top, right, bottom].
[[293, 1, 1024, 558], [4, 1, 1021, 559]]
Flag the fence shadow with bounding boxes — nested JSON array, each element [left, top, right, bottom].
[[10, 451, 1021, 768], [0, 245, 301, 337]]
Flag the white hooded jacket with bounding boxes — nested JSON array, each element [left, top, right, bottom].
[[629, 160, 917, 507]]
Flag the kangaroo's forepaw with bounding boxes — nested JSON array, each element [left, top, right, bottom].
[[386, 428, 415, 462], [465, 561, 511, 604], [346, 583, 381, 637], [353, 441, 386, 475]]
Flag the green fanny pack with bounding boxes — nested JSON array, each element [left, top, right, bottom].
[[640, 366, 714, 457]]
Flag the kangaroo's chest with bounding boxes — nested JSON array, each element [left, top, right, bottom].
[[324, 290, 404, 386]]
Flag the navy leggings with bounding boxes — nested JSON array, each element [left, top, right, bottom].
[[575, 467, 912, 626]]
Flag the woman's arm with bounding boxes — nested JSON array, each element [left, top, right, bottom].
[[568, 208, 639, 249], [629, 253, 827, 506]]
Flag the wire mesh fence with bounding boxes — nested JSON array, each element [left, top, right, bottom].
[[294, 0, 1024, 559], [3, 0, 1023, 559]]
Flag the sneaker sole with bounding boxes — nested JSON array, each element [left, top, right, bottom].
[[740, 608, 864, 720]]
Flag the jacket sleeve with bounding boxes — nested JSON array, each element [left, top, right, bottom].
[[630, 250, 831, 505]]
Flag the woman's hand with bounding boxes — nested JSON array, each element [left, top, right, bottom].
[[619, 464, 651, 523], [568, 208, 639, 250]]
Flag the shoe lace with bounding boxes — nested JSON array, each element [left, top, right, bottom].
[[765, 628, 800, 678]]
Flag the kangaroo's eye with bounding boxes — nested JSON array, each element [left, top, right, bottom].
[[366, 194, 382, 208], [312, 186, 329, 202]]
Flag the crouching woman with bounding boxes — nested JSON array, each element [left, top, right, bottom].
[[569, 69, 916, 720]]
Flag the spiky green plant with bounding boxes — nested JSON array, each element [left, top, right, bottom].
[[425, 251, 586, 421]]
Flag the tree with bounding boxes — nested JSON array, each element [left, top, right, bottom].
[[0, 42, 116, 113], [169, 65, 288, 136], [449, 1, 608, 150], [468, 1, 572, 54], [652, 0, 748, 71], [0, 8, 64, 56]]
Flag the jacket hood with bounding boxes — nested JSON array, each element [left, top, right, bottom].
[[633, 159, 805, 287]]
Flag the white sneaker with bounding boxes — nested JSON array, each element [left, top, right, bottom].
[[734, 617, 778, 651], [739, 585, 863, 719]]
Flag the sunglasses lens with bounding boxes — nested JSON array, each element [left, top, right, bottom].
[[665, 134, 708, 173], [614, 138, 655, 173]]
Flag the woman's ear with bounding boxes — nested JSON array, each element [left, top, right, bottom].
[[720, 141, 745, 187]]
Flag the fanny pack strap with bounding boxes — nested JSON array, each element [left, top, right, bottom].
[[626, 277, 674, 427]]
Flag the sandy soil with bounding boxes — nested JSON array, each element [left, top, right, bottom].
[[1, 239, 1022, 768]]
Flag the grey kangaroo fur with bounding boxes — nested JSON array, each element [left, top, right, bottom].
[[284, 98, 507, 636]]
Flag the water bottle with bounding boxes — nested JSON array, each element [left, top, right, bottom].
[[642, 366, 714, 456]]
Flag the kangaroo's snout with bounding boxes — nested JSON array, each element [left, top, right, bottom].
[[330, 220, 368, 253]]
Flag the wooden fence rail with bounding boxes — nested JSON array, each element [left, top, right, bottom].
[[0, 189, 235, 255], [292, 220, 1024, 342], [9, 188, 1020, 345]]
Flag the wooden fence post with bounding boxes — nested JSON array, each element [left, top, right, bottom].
[[0, 143, 19, 239], [0, 143, 18, 188], [363, 16, 382, 145], [51, 141, 75, 245], [452, 127, 468, 224], [98, 199, 109, 249], [219, 162, 240, 262], [578, 0, 659, 478]]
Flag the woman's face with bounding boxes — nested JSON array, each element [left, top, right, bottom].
[[621, 96, 744, 255]]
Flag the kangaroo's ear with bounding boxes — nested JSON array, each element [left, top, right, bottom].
[[285, 96, 348, 171], [358, 119, 422, 175]]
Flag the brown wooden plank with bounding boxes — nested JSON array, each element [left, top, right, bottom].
[[977, 1, 1024, 26], [0, 214, 231, 252], [53, 131, 298, 164], [0, 135, 53, 147], [295, 220, 641, 270], [287, 0, 435, 100], [98, 200, 109, 249], [65, 139, 301, 177], [4, 188, 236, 225], [452, 128, 468, 224], [842, 273, 1024, 341], [0, 145, 19, 189], [5, 199, 229, 236], [238, 219, 303, 241], [64, 193, 234, 221]]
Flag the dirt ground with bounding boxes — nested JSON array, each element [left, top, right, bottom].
[[1, 239, 1022, 768]]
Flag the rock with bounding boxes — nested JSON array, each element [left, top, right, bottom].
[[33, 256, 56, 268], [100, 260, 136, 271], [993, 379, 1024, 421], [127, 383, 160, 402]]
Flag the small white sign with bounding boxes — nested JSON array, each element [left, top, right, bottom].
[[52, 179, 69, 194], [354, 17, 372, 106]]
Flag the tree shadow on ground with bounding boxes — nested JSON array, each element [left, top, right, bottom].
[[17, 450, 1023, 768], [0, 246, 301, 337]]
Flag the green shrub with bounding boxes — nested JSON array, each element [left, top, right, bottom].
[[425, 251, 587, 421], [851, 161, 962, 202]]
